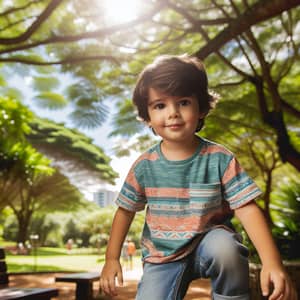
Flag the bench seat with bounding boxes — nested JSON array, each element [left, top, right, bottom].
[[55, 272, 100, 300], [0, 287, 58, 300]]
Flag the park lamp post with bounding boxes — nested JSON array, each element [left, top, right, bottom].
[[30, 234, 39, 272]]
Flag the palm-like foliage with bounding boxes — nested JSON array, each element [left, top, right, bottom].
[[271, 176, 300, 259], [28, 117, 118, 183]]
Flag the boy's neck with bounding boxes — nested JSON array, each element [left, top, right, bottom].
[[160, 136, 200, 161]]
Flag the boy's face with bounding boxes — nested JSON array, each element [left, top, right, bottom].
[[147, 88, 204, 143]]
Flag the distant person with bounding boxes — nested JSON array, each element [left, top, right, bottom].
[[17, 242, 27, 255], [66, 239, 73, 254], [100, 55, 297, 299], [126, 239, 136, 270]]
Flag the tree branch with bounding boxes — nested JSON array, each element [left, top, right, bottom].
[[0, 0, 42, 17], [0, 0, 64, 45], [194, 0, 300, 59], [281, 98, 300, 118], [0, 55, 122, 65], [0, 2, 165, 51], [0, 15, 38, 33], [167, 1, 232, 26], [213, 78, 248, 88]]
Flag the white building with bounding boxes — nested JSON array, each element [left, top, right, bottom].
[[93, 189, 118, 207]]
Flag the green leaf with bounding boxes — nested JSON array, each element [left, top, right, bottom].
[[0, 87, 23, 100], [32, 76, 60, 92], [109, 99, 144, 137], [34, 92, 68, 110], [0, 74, 6, 87], [0, 97, 33, 152], [28, 117, 118, 183], [35, 65, 57, 74], [68, 104, 108, 128], [66, 79, 108, 128]]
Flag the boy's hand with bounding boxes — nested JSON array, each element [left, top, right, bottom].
[[260, 264, 298, 300], [100, 259, 123, 297]]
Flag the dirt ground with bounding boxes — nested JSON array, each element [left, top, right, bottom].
[[7, 272, 211, 300]]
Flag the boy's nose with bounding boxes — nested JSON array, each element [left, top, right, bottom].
[[168, 104, 179, 118]]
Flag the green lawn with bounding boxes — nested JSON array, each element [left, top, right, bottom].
[[5, 247, 105, 273]]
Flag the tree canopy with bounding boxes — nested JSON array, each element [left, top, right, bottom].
[[0, 0, 299, 172], [1, 0, 299, 251], [0, 96, 117, 243], [28, 117, 118, 184]]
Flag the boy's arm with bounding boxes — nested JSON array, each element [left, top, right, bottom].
[[100, 207, 136, 297], [235, 201, 297, 300]]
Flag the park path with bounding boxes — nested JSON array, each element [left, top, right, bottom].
[[8, 265, 211, 299]]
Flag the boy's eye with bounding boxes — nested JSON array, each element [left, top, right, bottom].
[[153, 103, 165, 110], [179, 99, 191, 106]]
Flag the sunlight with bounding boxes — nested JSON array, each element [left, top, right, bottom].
[[103, 0, 141, 24]]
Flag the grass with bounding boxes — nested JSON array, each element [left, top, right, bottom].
[[5, 246, 105, 273]]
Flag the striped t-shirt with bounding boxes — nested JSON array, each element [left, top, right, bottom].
[[116, 137, 262, 263]]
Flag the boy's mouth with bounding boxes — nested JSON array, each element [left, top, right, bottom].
[[166, 123, 184, 129]]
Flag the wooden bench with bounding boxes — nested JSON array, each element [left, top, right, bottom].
[[55, 272, 102, 300], [0, 287, 58, 300], [0, 248, 58, 300], [0, 248, 9, 285]]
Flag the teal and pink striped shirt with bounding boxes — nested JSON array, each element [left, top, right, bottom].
[[116, 137, 262, 263]]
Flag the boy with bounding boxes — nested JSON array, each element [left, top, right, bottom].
[[100, 55, 296, 300]]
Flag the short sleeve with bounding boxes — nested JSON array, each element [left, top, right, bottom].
[[115, 163, 147, 212], [221, 157, 262, 209]]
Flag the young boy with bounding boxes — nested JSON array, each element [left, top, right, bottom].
[[100, 55, 296, 300]]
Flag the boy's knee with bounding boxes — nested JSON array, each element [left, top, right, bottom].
[[199, 229, 249, 293], [202, 229, 248, 268]]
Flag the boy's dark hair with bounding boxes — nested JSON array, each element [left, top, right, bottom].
[[132, 54, 218, 131]]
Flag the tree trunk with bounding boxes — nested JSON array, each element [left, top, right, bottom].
[[271, 112, 300, 171], [16, 211, 32, 244], [254, 78, 300, 171], [262, 170, 273, 226]]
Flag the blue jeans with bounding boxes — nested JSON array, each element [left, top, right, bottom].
[[136, 228, 250, 300]]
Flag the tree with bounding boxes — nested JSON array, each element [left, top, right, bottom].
[[30, 213, 60, 246], [0, 139, 52, 242], [7, 167, 84, 243], [63, 219, 80, 245], [0, 1, 299, 170], [194, 3, 300, 170], [0, 140, 54, 210], [0, 96, 117, 243], [0, 96, 117, 204], [111, 0, 300, 170]]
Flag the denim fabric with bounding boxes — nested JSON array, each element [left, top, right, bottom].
[[135, 228, 250, 300]]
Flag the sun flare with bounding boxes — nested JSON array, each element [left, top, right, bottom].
[[103, 0, 141, 24]]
